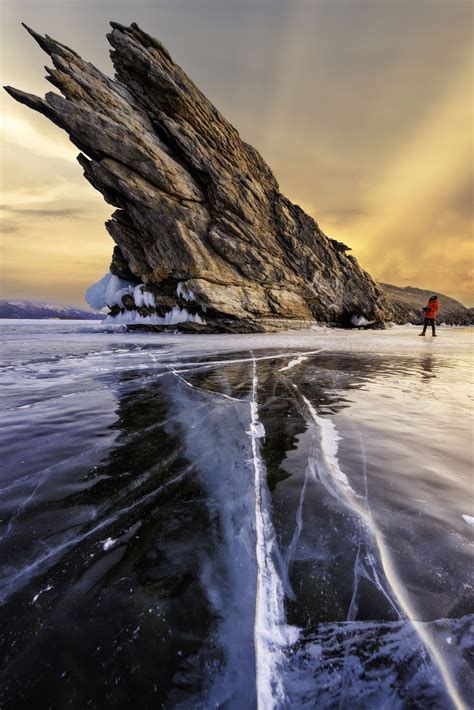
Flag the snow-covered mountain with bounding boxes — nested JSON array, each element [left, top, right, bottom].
[[0, 299, 102, 320]]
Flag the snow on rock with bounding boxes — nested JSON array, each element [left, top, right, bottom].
[[177, 282, 196, 302], [461, 514, 474, 527], [150, 306, 205, 326], [87, 274, 205, 327], [133, 284, 156, 308]]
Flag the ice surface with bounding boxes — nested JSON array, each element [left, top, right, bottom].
[[284, 615, 473, 707], [0, 321, 472, 708]]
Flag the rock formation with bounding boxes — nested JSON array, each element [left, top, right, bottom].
[[5, 22, 393, 332], [380, 284, 473, 326]]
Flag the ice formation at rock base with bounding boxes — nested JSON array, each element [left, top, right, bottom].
[[86, 271, 206, 327]]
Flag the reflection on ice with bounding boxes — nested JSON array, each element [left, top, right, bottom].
[[0, 322, 472, 708]]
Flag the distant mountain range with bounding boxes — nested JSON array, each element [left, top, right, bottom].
[[380, 284, 473, 325], [1, 291, 471, 326], [0, 299, 103, 320]]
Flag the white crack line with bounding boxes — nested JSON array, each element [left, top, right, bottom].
[[249, 353, 298, 709], [295, 384, 467, 710]]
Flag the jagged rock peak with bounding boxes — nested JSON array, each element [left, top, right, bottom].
[[5, 22, 393, 332]]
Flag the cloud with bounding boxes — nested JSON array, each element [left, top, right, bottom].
[[318, 207, 369, 227], [0, 204, 86, 218], [447, 176, 474, 220], [0, 221, 20, 234]]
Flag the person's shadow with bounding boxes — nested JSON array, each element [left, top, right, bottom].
[[420, 354, 437, 380]]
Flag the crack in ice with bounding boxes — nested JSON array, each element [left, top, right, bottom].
[[278, 355, 309, 372], [169, 367, 244, 403], [294, 384, 467, 710], [249, 354, 298, 709], [282, 440, 317, 601], [0, 466, 192, 605]]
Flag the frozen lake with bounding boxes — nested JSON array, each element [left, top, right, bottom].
[[0, 320, 473, 708]]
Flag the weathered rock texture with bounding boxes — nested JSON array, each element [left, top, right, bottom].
[[5, 22, 393, 332], [381, 284, 472, 326]]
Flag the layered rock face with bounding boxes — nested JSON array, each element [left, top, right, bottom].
[[5, 22, 393, 332]]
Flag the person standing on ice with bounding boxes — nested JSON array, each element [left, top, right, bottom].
[[419, 295, 440, 336]]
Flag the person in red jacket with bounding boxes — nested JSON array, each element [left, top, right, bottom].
[[419, 295, 440, 336]]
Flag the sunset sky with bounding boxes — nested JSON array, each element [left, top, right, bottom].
[[1, 0, 473, 307]]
